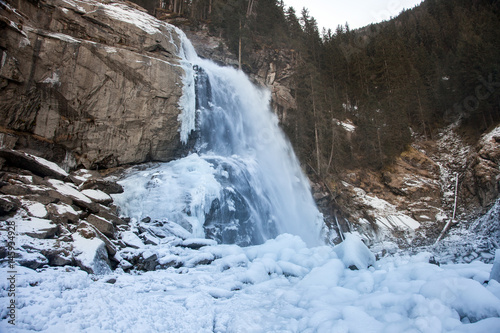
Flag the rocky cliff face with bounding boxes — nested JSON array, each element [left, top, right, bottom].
[[1, 0, 186, 169]]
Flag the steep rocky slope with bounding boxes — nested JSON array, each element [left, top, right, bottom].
[[1, 0, 186, 169]]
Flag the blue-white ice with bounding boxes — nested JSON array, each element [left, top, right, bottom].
[[113, 30, 324, 247]]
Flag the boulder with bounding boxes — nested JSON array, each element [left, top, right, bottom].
[[96, 204, 128, 226], [17, 216, 58, 239], [69, 169, 101, 186], [81, 189, 113, 206], [0, 196, 19, 215], [79, 221, 118, 257], [86, 214, 115, 238], [72, 233, 112, 275], [140, 251, 159, 271], [80, 179, 124, 194], [0, 149, 69, 180], [17, 251, 49, 269], [47, 179, 99, 213], [121, 230, 144, 249], [21, 239, 74, 266], [46, 202, 81, 224]]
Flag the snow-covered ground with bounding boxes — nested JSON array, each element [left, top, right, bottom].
[[2, 233, 500, 332]]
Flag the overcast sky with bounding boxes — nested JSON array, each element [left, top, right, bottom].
[[283, 0, 424, 31]]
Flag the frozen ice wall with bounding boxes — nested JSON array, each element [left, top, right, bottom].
[[113, 29, 324, 247]]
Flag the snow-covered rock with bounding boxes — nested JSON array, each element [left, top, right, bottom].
[[180, 238, 218, 250], [86, 214, 115, 238], [490, 249, 500, 283], [0, 149, 69, 179], [17, 215, 58, 239], [72, 233, 112, 275], [333, 233, 376, 270], [81, 189, 113, 205], [121, 231, 144, 249], [420, 277, 500, 322]]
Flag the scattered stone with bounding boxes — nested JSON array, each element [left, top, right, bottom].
[[17, 216, 58, 239], [105, 278, 117, 284], [180, 238, 218, 250], [46, 202, 81, 224], [80, 179, 124, 194], [86, 214, 115, 238], [81, 189, 113, 206], [0, 196, 19, 215], [17, 251, 49, 269], [121, 230, 144, 249]]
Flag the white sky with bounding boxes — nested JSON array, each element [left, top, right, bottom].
[[283, 0, 424, 31]]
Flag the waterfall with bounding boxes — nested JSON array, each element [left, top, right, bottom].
[[113, 30, 324, 247]]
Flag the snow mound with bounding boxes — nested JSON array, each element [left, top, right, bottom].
[[333, 233, 376, 269], [420, 277, 500, 322]]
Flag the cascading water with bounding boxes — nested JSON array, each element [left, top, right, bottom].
[[113, 30, 324, 247]]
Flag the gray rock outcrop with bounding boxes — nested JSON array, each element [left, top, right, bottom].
[[1, 0, 187, 169]]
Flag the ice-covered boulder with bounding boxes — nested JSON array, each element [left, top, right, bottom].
[[333, 233, 376, 270], [420, 277, 500, 322], [490, 249, 500, 283]]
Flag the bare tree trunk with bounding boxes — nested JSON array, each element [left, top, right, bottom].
[[247, 0, 255, 17], [377, 127, 383, 165], [238, 20, 242, 70], [311, 75, 321, 176], [326, 122, 335, 174], [208, 0, 212, 15]]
